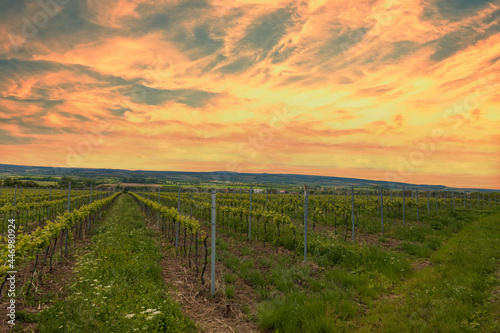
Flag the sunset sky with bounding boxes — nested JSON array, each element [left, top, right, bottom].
[[0, 0, 499, 189]]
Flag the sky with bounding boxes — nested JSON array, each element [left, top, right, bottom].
[[0, 0, 499, 189]]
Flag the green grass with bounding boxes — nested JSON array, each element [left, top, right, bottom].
[[257, 290, 359, 332], [220, 242, 388, 331], [307, 235, 411, 279], [225, 285, 235, 299], [211, 214, 409, 331], [241, 245, 252, 256], [214, 205, 500, 332], [394, 209, 476, 244], [37, 194, 195, 333], [357, 208, 500, 332], [224, 272, 237, 284]]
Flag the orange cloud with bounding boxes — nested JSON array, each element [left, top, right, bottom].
[[0, 0, 499, 189]]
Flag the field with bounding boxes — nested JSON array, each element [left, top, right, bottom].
[[0, 185, 499, 332], [31, 182, 58, 187]]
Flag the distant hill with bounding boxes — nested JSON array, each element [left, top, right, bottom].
[[0, 163, 496, 192]]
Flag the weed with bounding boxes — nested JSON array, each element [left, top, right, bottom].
[[225, 285, 235, 299]]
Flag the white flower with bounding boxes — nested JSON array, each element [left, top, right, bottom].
[[125, 314, 135, 319]]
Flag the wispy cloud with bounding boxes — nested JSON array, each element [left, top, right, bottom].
[[0, 0, 499, 189]]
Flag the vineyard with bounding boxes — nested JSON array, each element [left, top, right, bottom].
[[1, 185, 499, 332]]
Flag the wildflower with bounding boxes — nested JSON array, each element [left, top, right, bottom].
[[125, 314, 135, 319]]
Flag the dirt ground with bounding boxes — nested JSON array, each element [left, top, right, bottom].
[[147, 219, 260, 333]]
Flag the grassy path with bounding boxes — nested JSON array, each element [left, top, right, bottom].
[[37, 194, 195, 332], [356, 209, 500, 332]]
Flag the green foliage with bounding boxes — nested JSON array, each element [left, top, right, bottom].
[[37, 195, 195, 333], [225, 285, 235, 299], [0, 193, 120, 278], [241, 246, 252, 256], [1, 177, 40, 187], [130, 192, 200, 234], [400, 242, 432, 257], [308, 235, 411, 279], [257, 291, 356, 332], [223, 272, 236, 284]]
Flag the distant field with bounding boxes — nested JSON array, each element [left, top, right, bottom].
[[194, 184, 265, 189], [118, 183, 272, 189], [118, 183, 162, 188], [34, 180, 58, 186], [0, 178, 58, 186]]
